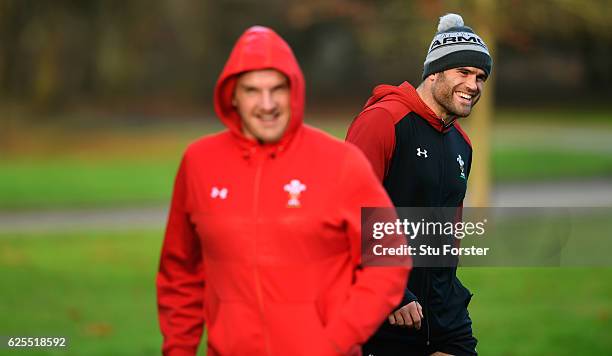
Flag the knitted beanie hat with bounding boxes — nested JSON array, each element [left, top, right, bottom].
[[422, 14, 492, 80]]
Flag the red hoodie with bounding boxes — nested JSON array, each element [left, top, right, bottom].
[[157, 26, 409, 356]]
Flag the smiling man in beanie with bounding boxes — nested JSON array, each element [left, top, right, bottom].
[[346, 14, 492, 356]]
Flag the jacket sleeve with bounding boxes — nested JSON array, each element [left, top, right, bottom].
[[345, 108, 396, 182], [347, 109, 419, 309], [401, 289, 419, 306], [157, 154, 205, 356], [324, 146, 411, 354]]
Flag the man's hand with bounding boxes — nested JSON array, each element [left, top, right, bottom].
[[388, 301, 424, 329]]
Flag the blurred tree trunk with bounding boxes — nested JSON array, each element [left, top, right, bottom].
[[0, 1, 26, 148], [0, 1, 27, 98], [466, 0, 495, 207], [33, 29, 61, 109]]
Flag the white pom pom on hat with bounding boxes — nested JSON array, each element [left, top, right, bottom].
[[437, 13, 464, 32]]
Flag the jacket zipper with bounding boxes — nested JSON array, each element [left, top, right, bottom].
[[426, 125, 446, 348], [424, 269, 431, 346], [251, 154, 273, 356], [438, 124, 446, 203]]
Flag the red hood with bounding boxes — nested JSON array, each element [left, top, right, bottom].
[[214, 26, 305, 146], [363, 82, 455, 133]]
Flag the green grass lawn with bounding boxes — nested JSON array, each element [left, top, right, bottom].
[[1, 229, 611, 355], [0, 158, 179, 210], [2, 147, 611, 209], [0, 230, 164, 355], [460, 267, 612, 355], [2, 113, 612, 210], [492, 148, 612, 182]]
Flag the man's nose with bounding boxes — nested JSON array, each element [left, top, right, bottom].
[[260, 91, 276, 111], [465, 75, 478, 92]]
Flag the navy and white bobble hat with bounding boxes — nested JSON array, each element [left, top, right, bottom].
[[422, 14, 492, 80]]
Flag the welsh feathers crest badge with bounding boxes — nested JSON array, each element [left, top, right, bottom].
[[284, 179, 306, 207], [457, 154, 466, 180]]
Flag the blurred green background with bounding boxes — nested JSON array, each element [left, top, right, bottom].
[[1, 0, 611, 355]]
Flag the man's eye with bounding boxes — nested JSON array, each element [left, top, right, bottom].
[[275, 87, 289, 94]]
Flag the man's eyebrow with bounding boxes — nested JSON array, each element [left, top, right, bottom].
[[457, 67, 486, 77], [238, 83, 258, 90], [273, 81, 289, 90], [457, 67, 475, 73]]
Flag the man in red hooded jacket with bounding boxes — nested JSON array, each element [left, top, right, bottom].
[[157, 26, 410, 356]]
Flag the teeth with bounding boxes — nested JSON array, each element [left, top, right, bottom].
[[259, 114, 277, 121], [457, 92, 472, 100]]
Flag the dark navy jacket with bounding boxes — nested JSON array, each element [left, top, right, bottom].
[[346, 82, 474, 347]]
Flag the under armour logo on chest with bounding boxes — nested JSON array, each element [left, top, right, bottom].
[[210, 187, 228, 199], [416, 147, 428, 158]]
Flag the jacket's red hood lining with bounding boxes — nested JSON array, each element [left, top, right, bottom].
[[213, 26, 305, 146], [364, 81, 455, 133]]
